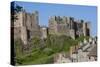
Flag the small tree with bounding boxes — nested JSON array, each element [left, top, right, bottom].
[[11, 2, 23, 21]]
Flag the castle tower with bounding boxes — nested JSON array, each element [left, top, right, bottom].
[[18, 11, 28, 45], [48, 16, 58, 34], [83, 22, 87, 36], [28, 11, 40, 39], [86, 22, 90, 36], [14, 11, 27, 45], [13, 11, 40, 45], [69, 17, 74, 29], [40, 26, 48, 39], [82, 22, 90, 36]]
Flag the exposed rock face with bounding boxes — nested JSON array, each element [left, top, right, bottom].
[[12, 11, 40, 45], [54, 37, 97, 63], [49, 16, 90, 39]]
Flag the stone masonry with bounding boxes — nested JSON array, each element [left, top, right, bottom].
[[49, 16, 90, 39], [12, 11, 40, 45]]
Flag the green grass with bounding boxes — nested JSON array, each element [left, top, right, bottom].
[[21, 54, 55, 65], [14, 35, 89, 65], [16, 50, 54, 65], [76, 35, 89, 42]]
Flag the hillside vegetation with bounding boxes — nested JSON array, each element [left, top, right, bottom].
[[14, 35, 89, 65]]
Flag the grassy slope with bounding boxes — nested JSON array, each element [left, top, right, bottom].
[[15, 35, 89, 65]]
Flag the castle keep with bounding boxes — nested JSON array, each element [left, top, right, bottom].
[[49, 16, 90, 39]]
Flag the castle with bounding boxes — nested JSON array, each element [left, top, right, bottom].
[[12, 11, 40, 45], [49, 16, 90, 39], [12, 11, 90, 45]]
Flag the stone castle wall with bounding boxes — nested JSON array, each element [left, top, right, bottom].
[[13, 11, 91, 45], [49, 16, 90, 39], [13, 11, 40, 45]]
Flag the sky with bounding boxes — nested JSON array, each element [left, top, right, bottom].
[[13, 1, 97, 36]]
